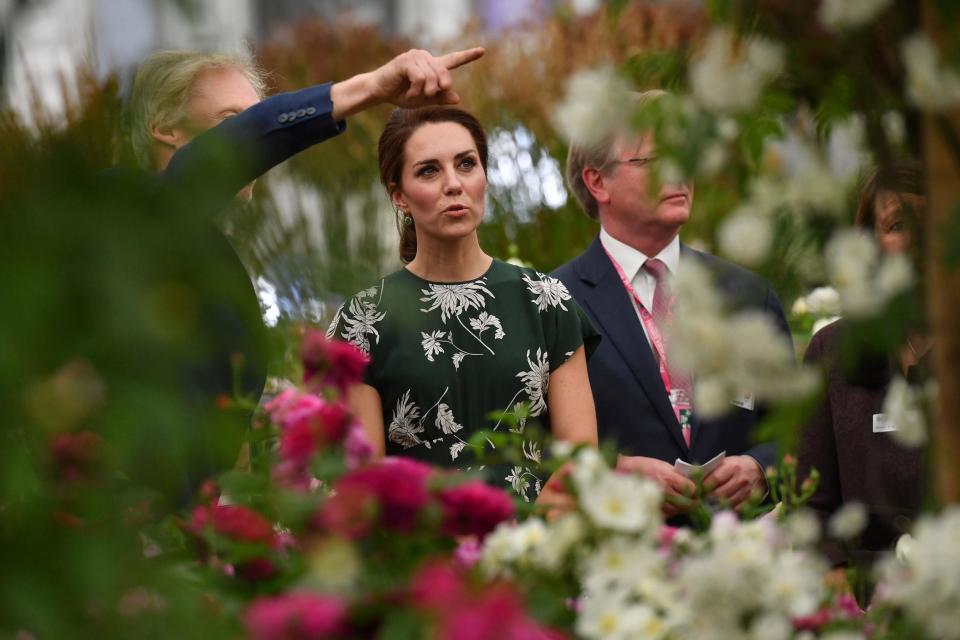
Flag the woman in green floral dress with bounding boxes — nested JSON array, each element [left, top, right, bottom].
[[327, 106, 598, 501]]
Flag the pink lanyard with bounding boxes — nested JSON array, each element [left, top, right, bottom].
[[603, 247, 684, 423]]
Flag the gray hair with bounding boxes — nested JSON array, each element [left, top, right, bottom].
[[129, 49, 268, 169], [565, 89, 667, 220]]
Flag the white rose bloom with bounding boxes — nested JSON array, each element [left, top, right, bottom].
[[828, 502, 868, 540], [826, 228, 882, 317], [749, 612, 793, 640], [902, 34, 960, 111], [718, 209, 774, 266], [883, 110, 906, 146], [553, 67, 632, 145], [479, 517, 548, 578], [818, 0, 892, 30], [791, 296, 809, 316], [580, 470, 662, 534], [881, 376, 928, 448], [786, 509, 821, 546], [581, 535, 664, 594], [534, 513, 585, 571], [805, 286, 842, 316], [765, 550, 827, 617], [894, 533, 915, 563], [690, 28, 785, 113], [693, 376, 732, 419], [878, 508, 960, 639], [577, 594, 668, 640]]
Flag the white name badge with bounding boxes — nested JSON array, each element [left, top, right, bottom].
[[873, 413, 898, 433], [731, 393, 755, 411]]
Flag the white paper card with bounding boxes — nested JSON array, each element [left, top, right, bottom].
[[731, 393, 755, 411], [674, 451, 726, 479], [873, 413, 898, 433]]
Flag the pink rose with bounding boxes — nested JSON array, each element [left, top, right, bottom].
[[189, 504, 275, 545], [301, 331, 369, 391], [409, 561, 469, 615], [437, 585, 565, 640], [792, 607, 832, 631], [50, 430, 103, 482], [453, 539, 483, 568], [328, 458, 433, 533], [245, 592, 348, 639], [438, 481, 515, 539], [343, 423, 374, 470]]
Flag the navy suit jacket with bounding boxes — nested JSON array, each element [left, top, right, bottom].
[[553, 236, 790, 470]]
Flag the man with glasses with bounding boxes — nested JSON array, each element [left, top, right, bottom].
[[553, 91, 789, 519]]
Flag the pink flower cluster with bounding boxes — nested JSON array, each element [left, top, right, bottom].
[[186, 503, 280, 581], [793, 592, 865, 631], [245, 592, 348, 639], [264, 389, 372, 488], [318, 459, 515, 540], [300, 330, 368, 391], [410, 561, 566, 640]]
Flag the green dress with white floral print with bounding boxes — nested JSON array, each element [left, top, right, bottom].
[[326, 259, 598, 500]]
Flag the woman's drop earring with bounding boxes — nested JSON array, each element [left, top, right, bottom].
[[403, 212, 414, 226]]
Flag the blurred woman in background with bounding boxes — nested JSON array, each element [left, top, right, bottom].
[[798, 159, 930, 569]]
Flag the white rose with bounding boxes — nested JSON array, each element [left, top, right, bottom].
[[828, 502, 868, 540]]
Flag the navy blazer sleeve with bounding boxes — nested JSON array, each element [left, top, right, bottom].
[[162, 82, 346, 211]]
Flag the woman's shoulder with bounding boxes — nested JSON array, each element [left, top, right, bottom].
[[490, 260, 574, 306]]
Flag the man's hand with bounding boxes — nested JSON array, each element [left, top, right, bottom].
[[331, 47, 485, 119], [702, 455, 766, 509], [616, 455, 696, 517]]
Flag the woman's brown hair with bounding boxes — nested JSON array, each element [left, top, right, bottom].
[[855, 159, 925, 230], [378, 106, 489, 263]]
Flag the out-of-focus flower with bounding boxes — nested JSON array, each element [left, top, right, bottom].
[[188, 503, 276, 545], [785, 509, 821, 546], [480, 517, 549, 579], [50, 430, 103, 483], [343, 422, 374, 470], [245, 592, 348, 640], [553, 66, 632, 146], [717, 209, 774, 267], [454, 538, 483, 568], [576, 593, 667, 640], [793, 286, 842, 317], [895, 532, 915, 562], [670, 260, 819, 418], [437, 481, 516, 539], [877, 508, 960, 639], [327, 457, 433, 533], [881, 377, 933, 448], [826, 228, 914, 317], [301, 330, 369, 391], [579, 470, 662, 535], [818, 0, 892, 30], [828, 502, 867, 540], [303, 536, 361, 594], [902, 34, 960, 111], [689, 27, 784, 113]]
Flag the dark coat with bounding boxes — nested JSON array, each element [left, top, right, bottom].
[[797, 320, 926, 566], [552, 236, 789, 469]]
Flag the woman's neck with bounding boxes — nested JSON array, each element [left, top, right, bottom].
[[405, 234, 492, 282]]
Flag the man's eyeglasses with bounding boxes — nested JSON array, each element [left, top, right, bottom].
[[610, 156, 658, 169]]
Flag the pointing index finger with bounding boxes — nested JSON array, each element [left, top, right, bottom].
[[438, 47, 486, 70]]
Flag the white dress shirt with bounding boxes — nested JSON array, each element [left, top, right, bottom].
[[599, 227, 680, 347]]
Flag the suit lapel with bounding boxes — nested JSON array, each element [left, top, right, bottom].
[[575, 237, 688, 453]]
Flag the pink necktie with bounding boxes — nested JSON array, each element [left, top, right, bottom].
[[643, 258, 694, 446]]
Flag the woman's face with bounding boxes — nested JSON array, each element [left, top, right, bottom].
[[391, 122, 486, 245], [874, 190, 925, 254]]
